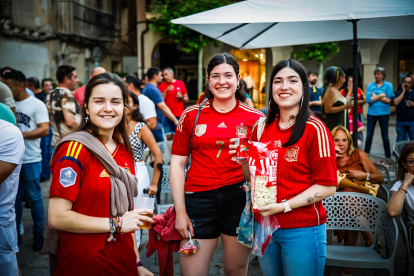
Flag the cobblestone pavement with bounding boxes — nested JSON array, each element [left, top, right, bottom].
[[17, 115, 409, 276]]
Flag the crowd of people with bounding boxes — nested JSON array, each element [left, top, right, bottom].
[[0, 52, 413, 276]]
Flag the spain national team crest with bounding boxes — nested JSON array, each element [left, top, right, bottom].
[[284, 146, 300, 162], [195, 124, 207, 137]]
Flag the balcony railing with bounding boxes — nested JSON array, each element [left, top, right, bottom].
[[0, 0, 12, 19], [54, 0, 119, 41]]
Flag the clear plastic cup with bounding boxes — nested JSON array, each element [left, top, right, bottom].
[[134, 197, 154, 229]]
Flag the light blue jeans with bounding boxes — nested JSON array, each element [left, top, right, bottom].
[[0, 219, 19, 276], [257, 222, 327, 276]]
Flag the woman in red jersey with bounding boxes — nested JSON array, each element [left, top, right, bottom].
[[232, 59, 337, 276], [170, 53, 264, 276], [47, 73, 153, 276]]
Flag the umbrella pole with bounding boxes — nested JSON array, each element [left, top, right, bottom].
[[351, 19, 359, 149]]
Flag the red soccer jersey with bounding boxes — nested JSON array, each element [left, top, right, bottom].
[[49, 140, 137, 276], [172, 100, 265, 192], [252, 116, 337, 229], [158, 80, 188, 117]]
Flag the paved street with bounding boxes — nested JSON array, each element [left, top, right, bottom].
[[17, 115, 408, 276]]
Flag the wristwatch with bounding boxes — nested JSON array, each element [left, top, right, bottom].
[[366, 172, 370, 181], [282, 200, 292, 213]]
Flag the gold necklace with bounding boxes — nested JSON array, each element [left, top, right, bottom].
[[213, 100, 237, 113]]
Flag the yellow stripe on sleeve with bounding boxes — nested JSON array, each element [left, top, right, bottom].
[[66, 141, 74, 156], [74, 144, 83, 159], [70, 142, 79, 157]]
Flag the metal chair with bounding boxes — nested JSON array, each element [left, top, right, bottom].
[[374, 163, 392, 190], [157, 141, 173, 165], [400, 209, 414, 276], [367, 153, 398, 181], [394, 140, 414, 159], [324, 192, 398, 276], [377, 184, 390, 203]]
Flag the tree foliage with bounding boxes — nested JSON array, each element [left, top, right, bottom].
[[149, 0, 236, 53], [293, 42, 340, 63]]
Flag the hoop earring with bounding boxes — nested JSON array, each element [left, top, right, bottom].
[[85, 115, 89, 123], [268, 100, 272, 111], [237, 85, 240, 90], [207, 86, 210, 90], [301, 96, 304, 107]]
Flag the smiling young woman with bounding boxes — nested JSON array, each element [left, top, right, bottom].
[[170, 53, 264, 276], [46, 73, 153, 276], [234, 59, 337, 276]]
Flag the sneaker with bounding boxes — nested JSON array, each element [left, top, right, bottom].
[[19, 221, 25, 236], [33, 234, 44, 251]]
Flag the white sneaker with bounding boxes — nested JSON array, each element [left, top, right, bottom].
[[20, 221, 25, 236]]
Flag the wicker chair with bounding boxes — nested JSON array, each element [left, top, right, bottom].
[[324, 192, 398, 276], [393, 140, 414, 159]]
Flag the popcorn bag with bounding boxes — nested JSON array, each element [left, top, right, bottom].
[[248, 141, 278, 212]]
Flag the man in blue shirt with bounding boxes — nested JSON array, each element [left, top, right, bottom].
[[142, 67, 178, 142], [393, 76, 414, 142], [307, 70, 322, 112], [364, 67, 393, 157]]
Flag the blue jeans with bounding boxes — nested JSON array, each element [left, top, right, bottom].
[[396, 121, 414, 142], [163, 116, 180, 135], [15, 162, 45, 236], [40, 126, 53, 180], [364, 114, 391, 158], [257, 222, 327, 276], [151, 128, 164, 143], [0, 219, 19, 276]]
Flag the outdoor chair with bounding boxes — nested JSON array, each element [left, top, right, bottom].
[[157, 141, 173, 165], [374, 163, 393, 190], [367, 153, 398, 181], [400, 209, 414, 276], [394, 140, 414, 159], [377, 184, 390, 203], [323, 192, 398, 276]]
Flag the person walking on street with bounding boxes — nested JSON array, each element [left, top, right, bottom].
[[364, 67, 393, 158], [393, 76, 414, 142], [159, 67, 189, 141], [232, 59, 337, 276], [171, 53, 264, 276], [308, 70, 323, 112], [3, 70, 49, 251], [142, 67, 178, 142], [46, 65, 82, 148], [0, 119, 25, 276]]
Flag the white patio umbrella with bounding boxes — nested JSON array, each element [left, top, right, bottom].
[[172, 0, 414, 147]]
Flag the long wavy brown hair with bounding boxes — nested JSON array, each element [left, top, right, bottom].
[[77, 72, 133, 155], [397, 143, 414, 181]]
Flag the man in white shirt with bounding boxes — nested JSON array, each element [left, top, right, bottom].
[[124, 75, 157, 130], [3, 70, 49, 251], [0, 119, 25, 276]]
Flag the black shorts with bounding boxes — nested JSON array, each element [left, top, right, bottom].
[[185, 181, 246, 239]]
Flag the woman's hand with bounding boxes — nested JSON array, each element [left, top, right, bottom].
[[175, 212, 194, 238], [335, 146, 343, 158], [345, 100, 354, 109], [346, 170, 367, 181], [146, 184, 158, 196], [229, 138, 249, 164], [258, 203, 285, 217], [122, 209, 153, 232], [403, 172, 414, 187]]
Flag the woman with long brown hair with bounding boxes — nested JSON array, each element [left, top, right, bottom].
[[47, 73, 152, 275]]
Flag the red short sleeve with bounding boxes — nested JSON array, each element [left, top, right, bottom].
[[50, 141, 88, 202], [171, 106, 194, 156], [307, 119, 338, 187], [179, 81, 188, 94]]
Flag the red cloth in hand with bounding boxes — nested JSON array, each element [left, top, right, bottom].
[[146, 206, 181, 276]]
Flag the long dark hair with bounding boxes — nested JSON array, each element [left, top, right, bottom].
[[78, 73, 133, 154], [267, 59, 311, 147], [205, 53, 246, 103], [323, 66, 345, 94], [397, 143, 414, 181], [128, 92, 145, 123], [342, 75, 353, 94]]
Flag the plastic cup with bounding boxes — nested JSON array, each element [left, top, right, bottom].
[[134, 197, 154, 229]]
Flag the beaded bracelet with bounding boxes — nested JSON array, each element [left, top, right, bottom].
[[399, 187, 407, 194], [107, 218, 116, 242]]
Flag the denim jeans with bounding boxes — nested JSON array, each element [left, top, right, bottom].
[[0, 219, 19, 276], [257, 222, 327, 276], [151, 128, 165, 143], [364, 115, 391, 158], [40, 126, 53, 180], [15, 162, 45, 236], [396, 121, 414, 142]]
